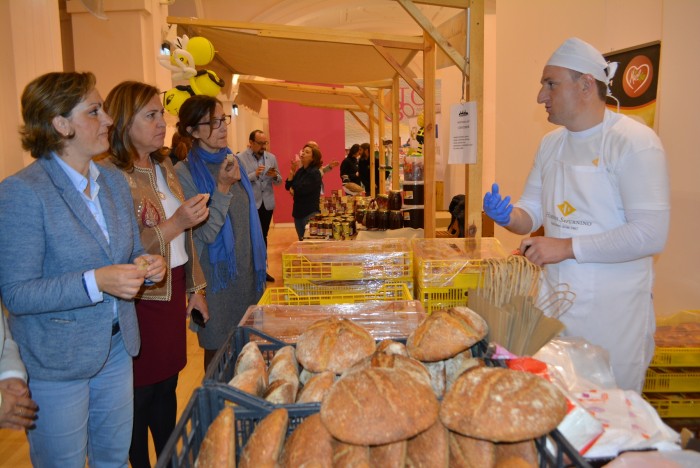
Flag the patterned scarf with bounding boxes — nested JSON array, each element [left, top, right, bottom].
[[188, 144, 267, 293]]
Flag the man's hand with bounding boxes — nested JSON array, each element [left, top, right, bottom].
[[0, 379, 37, 430], [518, 236, 574, 266], [95, 264, 147, 299], [483, 183, 513, 227]]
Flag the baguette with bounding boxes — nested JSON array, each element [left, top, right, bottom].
[[369, 440, 406, 467], [195, 406, 235, 468], [332, 440, 370, 468], [239, 408, 288, 468], [281, 413, 333, 467], [405, 420, 449, 468], [296, 370, 335, 404], [235, 341, 268, 387], [448, 431, 496, 468]]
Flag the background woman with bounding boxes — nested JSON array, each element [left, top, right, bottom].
[[286, 143, 323, 240], [102, 81, 209, 468], [175, 95, 267, 370], [0, 71, 165, 467]]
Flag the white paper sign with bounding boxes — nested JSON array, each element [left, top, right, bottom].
[[448, 101, 477, 164]]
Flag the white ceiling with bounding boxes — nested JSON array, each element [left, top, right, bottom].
[[168, 0, 461, 35]]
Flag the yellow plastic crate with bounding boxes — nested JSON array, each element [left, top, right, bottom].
[[412, 237, 507, 288], [643, 393, 700, 418], [259, 282, 412, 306], [643, 367, 700, 393], [415, 284, 470, 314], [282, 239, 413, 282], [650, 347, 700, 367]]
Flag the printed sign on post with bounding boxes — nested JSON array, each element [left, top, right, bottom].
[[448, 101, 477, 164]]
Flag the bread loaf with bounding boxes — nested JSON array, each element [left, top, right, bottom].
[[495, 440, 537, 468], [228, 368, 266, 396], [332, 440, 370, 468], [281, 413, 333, 467], [263, 380, 297, 405], [296, 317, 376, 374], [239, 408, 288, 468], [423, 360, 446, 398], [448, 431, 496, 468], [440, 367, 567, 442], [268, 345, 299, 397], [344, 352, 431, 388], [235, 341, 268, 387], [407, 307, 487, 362], [296, 370, 335, 404], [376, 339, 409, 356], [321, 366, 439, 445], [369, 440, 406, 467], [405, 420, 449, 468], [195, 406, 235, 468], [444, 350, 481, 393]]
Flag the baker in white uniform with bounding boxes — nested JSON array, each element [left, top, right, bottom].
[[483, 37, 670, 392]]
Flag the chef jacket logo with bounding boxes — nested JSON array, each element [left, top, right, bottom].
[[557, 201, 576, 217]]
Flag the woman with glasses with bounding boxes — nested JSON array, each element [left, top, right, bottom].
[[175, 95, 267, 370], [101, 81, 209, 468]]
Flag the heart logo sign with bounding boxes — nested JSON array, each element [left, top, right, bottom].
[[622, 55, 653, 98]]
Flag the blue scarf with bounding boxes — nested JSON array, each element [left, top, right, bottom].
[[188, 144, 267, 293]]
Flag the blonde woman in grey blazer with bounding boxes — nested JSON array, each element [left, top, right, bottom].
[[0, 72, 165, 468]]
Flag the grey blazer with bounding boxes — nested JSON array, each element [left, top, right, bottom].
[[0, 156, 144, 381], [238, 148, 282, 211]]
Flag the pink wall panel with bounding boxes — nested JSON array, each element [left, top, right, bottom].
[[268, 101, 346, 223]]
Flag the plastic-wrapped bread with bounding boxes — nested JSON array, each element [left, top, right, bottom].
[[407, 307, 487, 362], [295, 317, 376, 374], [440, 367, 568, 442], [195, 407, 235, 468], [239, 408, 288, 468]]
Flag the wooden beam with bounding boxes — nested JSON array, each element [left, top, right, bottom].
[[351, 96, 379, 125], [407, 0, 470, 7], [358, 86, 392, 117], [370, 41, 424, 100], [167, 16, 423, 47], [396, 0, 468, 74], [239, 79, 366, 98]]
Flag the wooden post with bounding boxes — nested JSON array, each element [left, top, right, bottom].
[[423, 35, 436, 238], [392, 76, 401, 191], [467, 0, 485, 238], [368, 103, 376, 198]]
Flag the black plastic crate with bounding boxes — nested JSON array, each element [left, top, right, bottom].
[[155, 383, 319, 468], [156, 382, 591, 468]]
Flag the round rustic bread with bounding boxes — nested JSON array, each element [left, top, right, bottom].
[[440, 367, 567, 442], [343, 351, 431, 388], [295, 317, 376, 374], [320, 366, 439, 445], [406, 307, 487, 362]]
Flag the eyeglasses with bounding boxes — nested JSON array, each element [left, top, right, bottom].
[[195, 114, 231, 129], [253, 140, 268, 146]]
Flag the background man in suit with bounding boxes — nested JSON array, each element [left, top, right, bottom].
[[239, 129, 281, 282]]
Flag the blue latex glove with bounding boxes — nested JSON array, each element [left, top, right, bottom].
[[483, 183, 513, 227]]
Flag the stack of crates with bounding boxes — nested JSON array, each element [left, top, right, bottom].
[[643, 310, 700, 419], [412, 237, 507, 314], [281, 239, 414, 298]]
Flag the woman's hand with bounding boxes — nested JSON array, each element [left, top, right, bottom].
[[138, 254, 166, 283], [216, 156, 241, 193], [187, 292, 209, 323], [173, 194, 210, 230]]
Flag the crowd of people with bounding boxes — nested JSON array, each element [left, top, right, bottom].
[[0, 35, 670, 467]]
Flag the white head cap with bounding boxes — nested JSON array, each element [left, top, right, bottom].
[[546, 37, 618, 86]]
